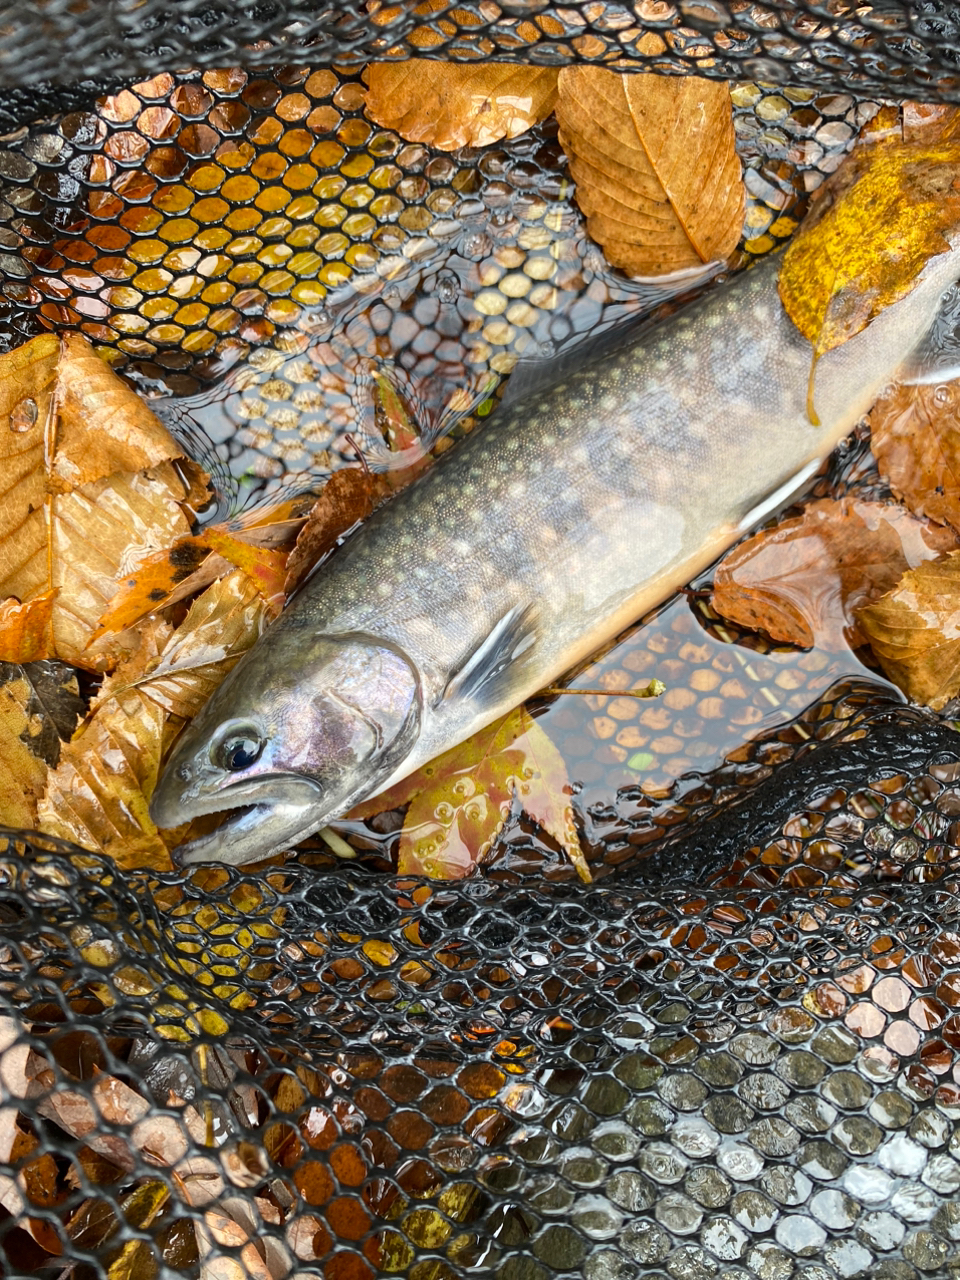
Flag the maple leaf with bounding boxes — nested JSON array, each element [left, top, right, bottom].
[[711, 496, 958, 650], [350, 707, 591, 882]]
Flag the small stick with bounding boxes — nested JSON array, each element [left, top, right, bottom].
[[539, 679, 666, 700], [318, 826, 357, 858]]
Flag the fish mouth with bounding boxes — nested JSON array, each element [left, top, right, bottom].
[[164, 776, 326, 868]]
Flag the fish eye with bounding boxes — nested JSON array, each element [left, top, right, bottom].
[[215, 729, 264, 772]]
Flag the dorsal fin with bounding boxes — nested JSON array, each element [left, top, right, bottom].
[[440, 604, 538, 705]]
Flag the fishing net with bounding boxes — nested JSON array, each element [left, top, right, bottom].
[[1, 3, 960, 1278]]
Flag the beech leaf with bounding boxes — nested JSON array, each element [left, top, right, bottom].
[[0, 334, 205, 669], [857, 551, 960, 709], [779, 138, 960, 368], [350, 707, 590, 882], [555, 62, 744, 276], [363, 60, 558, 151], [38, 572, 266, 870], [711, 497, 958, 651], [283, 469, 382, 597], [869, 379, 960, 535]]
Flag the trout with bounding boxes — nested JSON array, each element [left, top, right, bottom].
[[149, 245, 960, 865]]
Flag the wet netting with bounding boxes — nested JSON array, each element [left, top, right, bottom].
[[3, 3, 960, 1279]]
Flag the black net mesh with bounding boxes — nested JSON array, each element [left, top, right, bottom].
[[1, 3, 960, 1278]]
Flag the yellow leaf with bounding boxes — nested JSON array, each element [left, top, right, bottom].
[[779, 139, 960, 373], [363, 60, 558, 151], [0, 662, 83, 828], [38, 573, 265, 870], [126, 569, 267, 719], [351, 708, 590, 882], [857, 551, 960, 710], [555, 64, 744, 276]]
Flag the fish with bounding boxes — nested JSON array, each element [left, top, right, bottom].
[[149, 241, 960, 866]]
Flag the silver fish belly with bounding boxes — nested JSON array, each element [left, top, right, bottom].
[[149, 245, 960, 866]]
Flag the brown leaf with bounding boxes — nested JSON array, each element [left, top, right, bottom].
[[858, 551, 960, 709], [0, 591, 55, 662], [283, 469, 382, 596], [555, 64, 744, 276], [711, 497, 959, 650], [363, 60, 558, 151], [869, 379, 960, 535], [0, 661, 83, 828]]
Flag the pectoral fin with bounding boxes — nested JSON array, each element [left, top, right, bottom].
[[440, 604, 538, 705]]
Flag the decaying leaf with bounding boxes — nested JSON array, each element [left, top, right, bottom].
[[0, 591, 55, 663], [869, 379, 960, 535], [0, 661, 84, 828], [39, 572, 265, 869], [555, 61, 744, 276], [0, 334, 207, 669], [37, 623, 173, 870], [363, 60, 558, 151], [711, 497, 959, 650], [350, 707, 590, 881], [858, 551, 960, 709], [284, 469, 383, 596], [779, 137, 960, 416]]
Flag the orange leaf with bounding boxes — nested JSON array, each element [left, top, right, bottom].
[[363, 60, 558, 151], [203, 528, 287, 614], [350, 708, 590, 882], [283, 470, 382, 597], [555, 62, 744, 276], [95, 536, 211, 636], [0, 591, 56, 662], [858, 551, 960, 709]]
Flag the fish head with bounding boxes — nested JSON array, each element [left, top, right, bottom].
[[150, 627, 421, 866]]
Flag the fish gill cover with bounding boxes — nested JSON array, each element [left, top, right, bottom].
[[1, 4, 960, 1279]]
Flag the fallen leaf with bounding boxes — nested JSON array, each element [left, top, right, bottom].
[[858, 551, 960, 709], [363, 60, 558, 151], [283, 469, 382, 596], [38, 572, 265, 870], [869, 379, 960, 535], [95, 536, 211, 637], [0, 661, 84, 828], [350, 707, 590, 881], [37, 623, 173, 870], [555, 60, 744, 276], [202, 529, 287, 615], [125, 570, 267, 720], [779, 137, 960, 414], [0, 591, 55, 662], [711, 497, 959, 650], [0, 335, 204, 667]]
